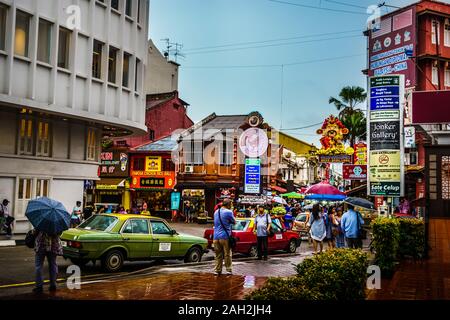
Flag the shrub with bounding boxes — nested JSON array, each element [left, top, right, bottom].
[[295, 249, 369, 300], [245, 277, 322, 300], [371, 217, 400, 276], [398, 218, 425, 259], [246, 249, 369, 300]]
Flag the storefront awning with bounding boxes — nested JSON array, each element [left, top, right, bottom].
[[406, 165, 425, 173], [345, 184, 367, 195], [96, 178, 126, 190]]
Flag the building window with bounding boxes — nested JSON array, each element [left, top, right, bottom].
[[137, 0, 141, 23], [442, 156, 450, 200], [445, 20, 450, 47], [87, 128, 98, 161], [125, 0, 132, 17], [445, 69, 450, 87], [220, 136, 233, 165], [135, 58, 141, 92], [36, 121, 51, 157], [432, 65, 439, 85], [111, 0, 119, 11], [15, 10, 30, 57], [0, 5, 7, 51], [133, 157, 145, 171], [92, 40, 103, 79], [18, 178, 33, 200], [19, 117, 34, 155], [122, 52, 130, 87], [36, 179, 49, 198], [58, 28, 71, 69], [149, 129, 155, 141], [37, 19, 52, 63], [108, 46, 118, 83], [432, 20, 440, 45], [183, 140, 203, 165]]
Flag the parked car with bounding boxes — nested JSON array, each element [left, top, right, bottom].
[[292, 212, 310, 241], [203, 217, 300, 257], [61, 214, 208, 272]]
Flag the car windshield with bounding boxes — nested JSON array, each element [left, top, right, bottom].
[[78, 215, 118, 231], [232, 220, 249, 231]]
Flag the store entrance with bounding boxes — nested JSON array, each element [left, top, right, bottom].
[[426, 146, 450, 218], [182, 189, 205, 218]]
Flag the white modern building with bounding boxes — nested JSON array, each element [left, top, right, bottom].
[[0, 0, 149, 233]]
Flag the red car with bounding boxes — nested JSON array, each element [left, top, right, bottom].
[[203, 217, 301, 257]]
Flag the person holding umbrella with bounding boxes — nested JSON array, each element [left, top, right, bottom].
[[25, 197, 70, 293]]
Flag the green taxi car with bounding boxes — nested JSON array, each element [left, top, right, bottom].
[[61, 214, 208, 272]]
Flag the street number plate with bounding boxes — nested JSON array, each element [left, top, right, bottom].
[[275, 234, 283, 240], [61, 241, 67, 247], [159, 243, 171, 252]]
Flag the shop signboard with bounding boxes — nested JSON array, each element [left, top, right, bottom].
[[245, 158, 261, 194], [99, 150, 129, 177], [96, 184, 118, 190], [131, 171, 176, 189], [367, 75, 404, 197], [343, 164, 367, 180], [354, 142, 367, 165], [374, 196, 384, 209], [171, 192, 181, 210], [318, 154, 353, 164], [368, 7, 416, 88], [404, 126, 416, 148], [145, 156, 162, 172]]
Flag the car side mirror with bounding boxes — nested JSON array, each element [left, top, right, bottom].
[[282, 228, 287, 232], [171, 229, 177, 236]]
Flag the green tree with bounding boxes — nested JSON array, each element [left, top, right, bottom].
[[328, 86, 367, 147]]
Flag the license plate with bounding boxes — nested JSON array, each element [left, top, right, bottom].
[[61, 241, 67, 247]]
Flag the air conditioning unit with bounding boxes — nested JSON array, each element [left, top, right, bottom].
[[185, 165, 194, 173]]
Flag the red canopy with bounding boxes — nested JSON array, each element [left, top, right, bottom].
[[305, 182, 346, 196]]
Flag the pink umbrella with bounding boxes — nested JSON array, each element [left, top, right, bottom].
[[305, 182, 346, 196]]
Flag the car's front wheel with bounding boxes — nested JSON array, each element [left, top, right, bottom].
[[286, 239, 298, 253], [101, 249, 124, 272], [184, 247, 202, 263]]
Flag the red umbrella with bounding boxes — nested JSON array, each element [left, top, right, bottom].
[[305, 182, 346, 196]]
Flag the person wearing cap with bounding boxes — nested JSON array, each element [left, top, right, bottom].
[[0, 199, 14, 237]]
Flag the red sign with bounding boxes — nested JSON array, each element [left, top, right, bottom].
[[354, 142, 367, 165], [374, 196, 384, 209], [343, 165, 367, 180], [412, 90, 450, 124], [131, 171, 176, 189], [416, 179, 425, 199], [368, 7, 416, 88]]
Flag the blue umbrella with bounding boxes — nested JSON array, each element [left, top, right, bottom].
[[343, 197, 375, 210], [305, 194, 346, 201], [25, 197, 71, 234]]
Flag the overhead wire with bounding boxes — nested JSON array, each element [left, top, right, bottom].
[[267, 0, 368, 15]]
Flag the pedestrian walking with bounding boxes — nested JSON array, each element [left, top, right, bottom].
[[213, 198, 236, 275], [184, 201, 192, 223], [83, 202, 94, 221], [0, 199, 14, 237], [334, 207, 345, 248], [341, 204, 364, 249], [307, 203, 327, 254], [324, 207, 337, 250], [70, 201, 82, 228], [253, 205, 272, 260], [33, 230, 63, 293]]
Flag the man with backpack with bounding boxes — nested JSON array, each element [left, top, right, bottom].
[[213, 199, 236, 275], [253, 205, 272, 261], [341, 204, 365, 249]]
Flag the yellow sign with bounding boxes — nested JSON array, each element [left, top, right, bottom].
[[96, 184, 118, 190], [145, 156, 161, 172], [368, 150, 401, 182]]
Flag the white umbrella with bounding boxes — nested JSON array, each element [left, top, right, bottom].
[[272, 196, 287, 205]]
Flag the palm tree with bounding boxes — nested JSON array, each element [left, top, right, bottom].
[[340, 110, 366, 148], [328, 86, 367, 148], [328, 86, 367, 118]]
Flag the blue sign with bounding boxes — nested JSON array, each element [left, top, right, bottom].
[[370, 86, 400, 97], [245, 158, 261, 194], [170, 192, 181, 210], [370, 96, 400, 111]]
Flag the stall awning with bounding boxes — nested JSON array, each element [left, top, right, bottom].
[[406, 165, 425, 173], [96, 178, 126, 190], [270, 185, 287, 193]]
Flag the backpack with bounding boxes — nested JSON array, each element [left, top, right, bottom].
[[25, 230, 36, 249]]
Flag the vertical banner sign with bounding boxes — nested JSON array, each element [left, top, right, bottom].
[[368, 75, 404, 197], [354, 142, 367, 165], [171, 192, 181, 210], [245, 158, 261, 194]]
